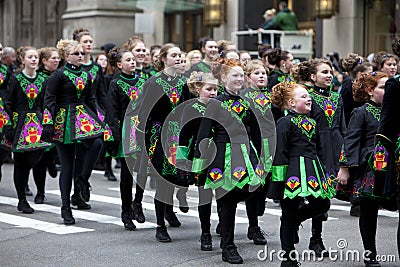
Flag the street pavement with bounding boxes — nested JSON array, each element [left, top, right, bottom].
[[0, 161, 399, 267]]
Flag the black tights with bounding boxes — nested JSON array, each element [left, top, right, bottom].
[[13, 150, 44, 200], [154, 177, 175, 226], [56, 138, 103, 207], [280, 197, 330, 253], [359, 197, 379, 255], [120, 158, 134, 212], [217, 188, 250, 248]]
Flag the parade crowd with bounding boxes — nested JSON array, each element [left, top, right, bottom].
[[1, 21, 400, 267]]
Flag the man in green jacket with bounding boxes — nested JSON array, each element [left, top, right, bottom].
[[273, 1, 298, 31]]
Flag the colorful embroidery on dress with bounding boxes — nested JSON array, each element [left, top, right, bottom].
[[255, 164, 265, 177], [286, 176, 300, 190], [245, 91, 271, 115], [16, 73, 45, 109], [290, 115, 316, 139], [63, 69, 88, 99], [54, 108, 66, 141], [129, 115, 140, 152], [42, 108, 53, 125], [311, 91, 340, 128], [0, 98, 10, 130], [209, 168, 223, 180], [117, 78, 145, 110], [221, 98, 250, 121], [147, 122, 161, 171], [372, 141, 388, 171], [88, 65, 99, 83], [192, 102, 206, 115], [165, 121, 179, 168], [0, 64, 8, 86], [74, 105, 103, 139], [16, 113, 51, 150], [366, 103, 381, 122], [232, 166, 246, 179], [307, 176, 319, 190], [12, 112, 18, 129], [394, 137, 400, 185], [339, 144, 347, 163], [103, 125, 113, 141], [156, 77, 185, 108]]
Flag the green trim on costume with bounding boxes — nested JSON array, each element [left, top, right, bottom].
[[155, 77, 185, 108], [88, 65, 99, 83], [290, 114, 316, 140], [271, 165, 288, 182], [16, 73, 45, 109], [0, 64, 8, 86], [310, 90, 340, 128], [263, 138, 272, 172], [299, 156, 308, 195], [63, 69, 89, 99], [192, 102, 206, 115], [366, 103, 381, 122], [192, 158, 206, 173], [220, 143, 233, 190], [220, 98, 250, 122], [244, 90, 272, 115], [12, 112, 18, 129], [176, 146, 189, 160], [64, 106, 72, 144]]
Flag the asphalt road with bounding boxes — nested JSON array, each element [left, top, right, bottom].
[[0, 161, 399, 267]]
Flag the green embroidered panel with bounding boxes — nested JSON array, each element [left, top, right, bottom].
[[88, 65, 99, 83], [162, 120, 179, 176], [197, 62, 211, 73], [192, 102, 206, 115], [63, 68, 89, 99], [365, 103, 381, 122], [0, 64, 8, 86], [220, 98, 250, 121], [290, 114, 316, 140], [117, 77, 145, 110], [310, 90, 340, 128], [16, 73, 45, 109], [155, 77, 185, 108], [244, 90, 271, 115]]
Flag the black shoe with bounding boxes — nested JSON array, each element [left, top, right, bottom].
[[25, 185, 33, 196], [104, 170, 117, 181], [176, 190, 189, 213], [281, 258, 301, 267], [364, 257, 381, 267], [17, 199, 34, 214], [165, 210, 181, 227], [132, 201, 145, 223], [350, 204, 360, 217], [156, 226, 171, 242], [71, 194, 91, 210], [222, 245, 243, 264], [309, 238, 329, 257], [121, 210, 136, 231], [216, 222, 222, 236], [34, 193, 46, 204], [247, 226, 268, 245], [200, 233, 213, 251], [61, 206, 75, 225], [75, 176, 91, 202], [48, 164, 58, 178]]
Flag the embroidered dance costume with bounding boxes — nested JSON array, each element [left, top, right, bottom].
[[0, 63, 12, 147], [4, 71, 53, 208], [268, 110, 335, 200], [192, 88, 263, 251], [105, 72, 146, 222], [268, 110, 332, 257], [309, 86, 345, 178], [43, 63, 104, 143], [267, 68, 295, 90], [42, 63, 104, 213]]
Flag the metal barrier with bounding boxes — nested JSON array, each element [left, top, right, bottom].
[[231, 29, 314, 60]]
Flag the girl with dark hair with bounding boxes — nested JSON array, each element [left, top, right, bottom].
[[188, 36, 218, 73], [308, 58, 345, 257], [42, 39, 104, 224], [105, 48, 147, 231], [338, 71, 393, 267], [266, 48, 295, 89]]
